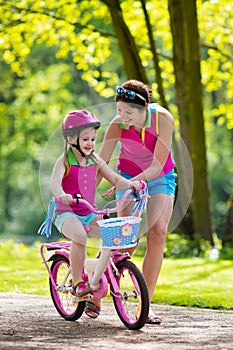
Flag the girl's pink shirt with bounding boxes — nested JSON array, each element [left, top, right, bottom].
[[116, 104, 175, 178], [56, 149, 97, 215]]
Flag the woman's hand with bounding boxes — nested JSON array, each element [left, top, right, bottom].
[[101, 180, 145, 197], [59, 193, 73, 205], [129, 180, 142, 191]]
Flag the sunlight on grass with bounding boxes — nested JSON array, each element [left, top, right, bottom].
[[155, 258, 233, 309], [0, 240, 49, 295], [0, 240, 233, 309]]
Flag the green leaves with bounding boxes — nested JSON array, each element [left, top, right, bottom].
[[0, 0, 232, 239], [0, 0, 117, 91]]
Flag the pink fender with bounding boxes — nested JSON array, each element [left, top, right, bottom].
[[48, 249, 70, 262], [40, 243, 71, 289]]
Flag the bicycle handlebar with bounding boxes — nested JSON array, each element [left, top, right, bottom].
[[55, 182, 147, 216]]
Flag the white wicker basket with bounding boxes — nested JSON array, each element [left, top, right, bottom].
[[97, 216, 141, 249]]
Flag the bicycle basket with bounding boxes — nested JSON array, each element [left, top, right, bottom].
[[97, 216, 141, 249]]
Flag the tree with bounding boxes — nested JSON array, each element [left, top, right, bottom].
[[222, 198, 233, 247], [101, 0, 148, 83], [168, 0, 214, 244], [0, 0, 232, 245]]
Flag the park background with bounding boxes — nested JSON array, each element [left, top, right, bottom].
[[0, 0, 232, 308]]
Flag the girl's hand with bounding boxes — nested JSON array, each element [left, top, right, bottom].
[[59, 193, 73, 205], [102, 186, 116, 197]]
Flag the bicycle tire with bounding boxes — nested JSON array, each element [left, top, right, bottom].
[[49, 255, 85, 321], [110, 259, 149, 330]]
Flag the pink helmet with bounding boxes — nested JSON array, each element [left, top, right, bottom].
[[62, 110, 101, 137]]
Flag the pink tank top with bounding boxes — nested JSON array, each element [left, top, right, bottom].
[[116, 104, 175, 178], [56, 149, 97, 216]]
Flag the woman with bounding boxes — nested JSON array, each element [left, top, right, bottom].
[[99, 80, 177, 324]]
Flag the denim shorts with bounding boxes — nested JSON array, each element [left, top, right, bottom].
[[55, 211, 99, 233], [116, 169, 177, 200]]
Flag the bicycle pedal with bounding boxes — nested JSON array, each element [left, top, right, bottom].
[[72, 295, 88, 304], [78, 293, 92, 301]]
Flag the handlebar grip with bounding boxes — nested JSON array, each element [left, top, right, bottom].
[[140, 180, 146, 189], [130, 186, 137, 197], [130, 180, 147, 201]]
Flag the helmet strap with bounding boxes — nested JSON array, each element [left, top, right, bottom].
[[68, 137, 86, 158], [85, 149, 94, 160], [67, 137, 94, 160]]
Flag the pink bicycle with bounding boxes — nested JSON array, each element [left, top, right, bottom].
[[40, 186, 149, 330]]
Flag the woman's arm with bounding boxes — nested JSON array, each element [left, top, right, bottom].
[[96, 116, 121, 186], [133, 107, 174, 182], [96, 153, 140, 191], [98, 115, 121, 164]]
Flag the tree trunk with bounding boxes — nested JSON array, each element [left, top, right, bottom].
[[140, 0, 168, 108], [101, 0, 148, 83], [222, 198, 233, 247], [168, 0, 214, 244]]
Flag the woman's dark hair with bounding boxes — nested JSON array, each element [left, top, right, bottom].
[[115, 79, 152, 107]]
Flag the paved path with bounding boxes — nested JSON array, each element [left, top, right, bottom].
[[0, 293, 233, 349]]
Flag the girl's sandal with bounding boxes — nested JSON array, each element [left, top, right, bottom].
[[84, 301, 101, 319], [73, 280, 92, 298]]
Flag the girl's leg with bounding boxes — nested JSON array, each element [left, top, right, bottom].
[[142, 193, 174, 313], [84, 217, 102, 312], [62, 217, 87, 284]]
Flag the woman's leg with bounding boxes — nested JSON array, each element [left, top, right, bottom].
[[143, 193, 174, 311]]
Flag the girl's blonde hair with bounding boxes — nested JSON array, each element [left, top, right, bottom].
[[63, 141, 70, 176]]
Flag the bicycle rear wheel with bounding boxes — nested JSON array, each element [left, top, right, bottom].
[[49, 255, 85, 321], [111, 259, 149, 330]]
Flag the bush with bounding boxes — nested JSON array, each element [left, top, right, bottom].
[[219, 245, 233, 260], [135, 232, 215, 259]]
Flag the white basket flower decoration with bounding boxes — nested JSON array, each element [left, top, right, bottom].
[[113, 236, 122, 246], [120, 223, 134, 237], [131, 234, 138, 244]]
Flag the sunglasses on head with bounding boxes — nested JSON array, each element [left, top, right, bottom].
[[116, 86, 147, 104]]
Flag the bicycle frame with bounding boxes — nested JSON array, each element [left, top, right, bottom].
[[40, 241, 130, 299]]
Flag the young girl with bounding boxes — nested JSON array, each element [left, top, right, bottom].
[[99, 80, 177, 324], [50, 109, 141, 318]]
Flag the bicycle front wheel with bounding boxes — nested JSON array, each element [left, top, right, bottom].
[[49, 255, 85, 321], [111, 259, 149, 330]]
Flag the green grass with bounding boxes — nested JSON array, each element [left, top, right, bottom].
[[1, 240, 233, 309], [155, 258, 233, 309]]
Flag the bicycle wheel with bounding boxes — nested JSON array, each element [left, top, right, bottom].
[[110, 259, 149, 330], [49, 255, 85, 321]]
